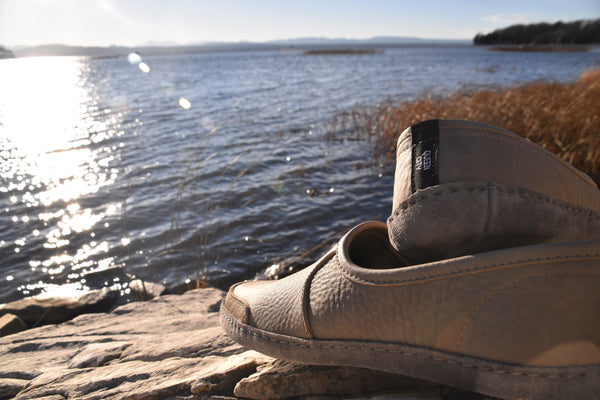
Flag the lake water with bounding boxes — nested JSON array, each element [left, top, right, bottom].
[[1, 45, 598, 303]]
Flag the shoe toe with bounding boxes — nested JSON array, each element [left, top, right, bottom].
[[222, 261, 322, 339]]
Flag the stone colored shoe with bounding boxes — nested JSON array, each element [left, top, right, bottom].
[[221, 120, 600, 400], [389, 119, 600, 263]]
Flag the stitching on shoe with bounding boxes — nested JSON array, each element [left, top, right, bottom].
[[388, 182, 600, 222], [456, 270, 600, 352], [222, 312, 595, 379], [339, 252, 600, 286], [483, 182, 492, 234]]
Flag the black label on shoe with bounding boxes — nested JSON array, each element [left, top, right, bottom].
[[411, 120, 439, 193]]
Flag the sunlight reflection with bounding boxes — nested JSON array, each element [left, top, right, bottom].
[[0, 57, 115, 202], [1, 58, 90, 157], [0, 56, 120, 296], [29, 282, 87, 299]]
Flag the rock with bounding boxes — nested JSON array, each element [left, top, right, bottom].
[[168, 279, 211, 295], [190, 351, 273, 395], [68, 341, 131, 368], [128, 279, 168, 300], [0, 288, 119, 327], [234, 360, 439, 400], [0, 313, 27, 337], [0, 288, 253, 400], [24, 396, 65, 400], [0, 377, 28, 399], [81, 265, 129, 289]]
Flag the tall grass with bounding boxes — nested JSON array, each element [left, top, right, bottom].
[[362, 68, 600, 185]]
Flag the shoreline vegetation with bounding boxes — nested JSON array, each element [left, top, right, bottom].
[[474, 18, 600, 46], [337, 68, 600, 186]]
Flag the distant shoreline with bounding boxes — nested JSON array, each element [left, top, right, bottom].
[[490, 44, 592, 52], [303, 48, 384, 55], [4, 39, 470, 59]]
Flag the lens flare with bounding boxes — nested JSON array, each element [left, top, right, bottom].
[[138, 62, 150, 73], [127, 52, 142, 65], [178, 97, 192, 109]]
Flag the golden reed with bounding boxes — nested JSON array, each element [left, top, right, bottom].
[[366, 68, 600, 185]]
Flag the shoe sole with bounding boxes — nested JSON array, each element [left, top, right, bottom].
[[221, 304, 600, 400]]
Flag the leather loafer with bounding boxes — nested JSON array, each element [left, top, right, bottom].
[[389, 119, 600, 263], [221, 120, 600, 400]]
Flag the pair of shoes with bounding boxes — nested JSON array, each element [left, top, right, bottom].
[[220, 119, 600, 400]]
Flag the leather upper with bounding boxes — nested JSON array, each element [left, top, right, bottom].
[[390, 120, 600, 263], [225, 221, 600, 367]]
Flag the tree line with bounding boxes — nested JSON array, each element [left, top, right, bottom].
[[474, 19, 600, 45]]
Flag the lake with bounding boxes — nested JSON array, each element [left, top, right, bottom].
[[1, 44, 598, 303]]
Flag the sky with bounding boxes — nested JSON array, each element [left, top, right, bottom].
[[1, 0, 599, 48]]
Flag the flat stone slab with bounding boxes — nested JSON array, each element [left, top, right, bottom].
[[0, 288, 119, 327], [0, 288, 483, 400]]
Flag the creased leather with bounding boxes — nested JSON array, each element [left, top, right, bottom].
[[307, 222, 600, 367], [226, 220, 600, 367], [388, 181, 600, 263]]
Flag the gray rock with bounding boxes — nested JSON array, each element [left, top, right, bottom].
[[234, 360, 439, 400], [0, 288, 119, 327], [24, 396, 66, 400], [128, 279, 168, 300], [0, 377, 28, 399], [68, 341, 132, 368], [168, 280, 210, 295], [0, 313, 27, 337], [190, 351, 273, 395], [0, 288, 256, 400]]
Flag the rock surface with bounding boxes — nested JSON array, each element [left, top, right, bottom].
[[234, 360, 439, 399], [0, 313, 27, 337], [0, 288, 119, 327], [0, 288, 487, 400], [128, 278, 168, 300]]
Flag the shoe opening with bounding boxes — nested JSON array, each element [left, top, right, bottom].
[[348, 226, 408, 269]]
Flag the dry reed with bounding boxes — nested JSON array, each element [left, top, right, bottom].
[[364, 68, 600, 185]]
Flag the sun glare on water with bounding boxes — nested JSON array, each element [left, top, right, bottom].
[[0, 56, 121, 296]]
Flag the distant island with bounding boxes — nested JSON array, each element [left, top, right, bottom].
[[474, 19, 600, 46], [303, 48, 383, 55]]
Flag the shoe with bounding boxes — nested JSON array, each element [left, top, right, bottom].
[[221, 120, 600, 400], [389, 119, 600, 263]]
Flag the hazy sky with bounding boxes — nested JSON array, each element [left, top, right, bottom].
[[1, 0, 599, 47]]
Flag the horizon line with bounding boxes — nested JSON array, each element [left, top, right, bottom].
[[6, 35, 473, 51]]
